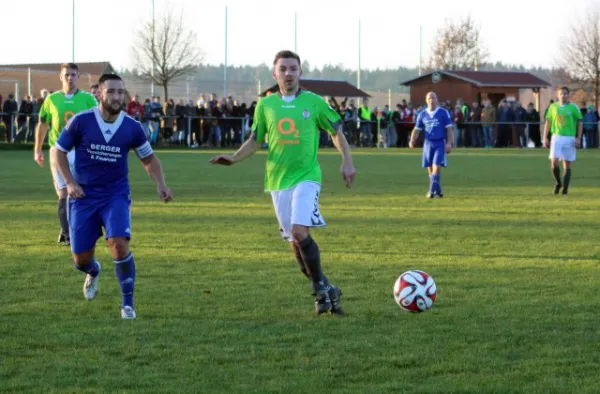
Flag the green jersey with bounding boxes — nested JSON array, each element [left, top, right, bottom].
[[545, 102, 582, 137], [252, 90, 342, 192], [39, 90, 97, 146]]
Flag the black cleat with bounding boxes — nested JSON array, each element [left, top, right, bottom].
[[562, 188, 568, 195], [328, 285, 344, 316], [57, 231, 70, 246], [553, 184, 562, 195], [314, 290, 332, 315]]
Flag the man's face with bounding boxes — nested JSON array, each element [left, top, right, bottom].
[[273, 57, 302, 93], [60, 68, 79, 90], [558, 89, 569, 104], [100, 79, 125, 115], [426, 92, 438, 108], [91, 87, 100, 100]]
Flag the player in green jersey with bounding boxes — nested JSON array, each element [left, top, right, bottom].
[[210, 50, 356, 316], [33, 63, 98, 245], [543, 86, 583, 195]]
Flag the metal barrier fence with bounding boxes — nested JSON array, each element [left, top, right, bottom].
[[1, 112, 599, 149]]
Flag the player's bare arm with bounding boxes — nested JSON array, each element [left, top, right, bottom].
[[409, 128, 420, 148], [51, 147, 84, 198], [141, 154, 173, 202], [33, 121, 49, 167], [543, 120, 550, 148], [210, 132, 260, 166], [331, 126, 356, 188], [446, 126, 454, 153]]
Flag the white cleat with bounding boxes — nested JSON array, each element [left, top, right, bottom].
[[83, 262, 101, 301], [121, 306, 136, 320]]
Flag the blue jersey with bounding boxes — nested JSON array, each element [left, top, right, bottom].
[[55, 107, 153, 197], [415, 107, 452, 141]]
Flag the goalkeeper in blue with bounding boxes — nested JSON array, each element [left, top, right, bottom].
[[52, 73, 173, 319], [409, 92, 454, 198]]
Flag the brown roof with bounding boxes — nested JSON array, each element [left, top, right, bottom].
[[0, 61, 114, 75], [400, 70, 551, 88], [261, 79, 370, 98]]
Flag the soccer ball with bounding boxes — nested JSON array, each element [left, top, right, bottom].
[[393, 270, 437, 312]]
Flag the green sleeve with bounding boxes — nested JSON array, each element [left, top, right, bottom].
[[317, 97, 342, 135], [251, 100, 267, 142], [545, 105, 554, 122], [39, 98, 50, 123], [88, 94, 98, 108], [574, 104, 583, 120]]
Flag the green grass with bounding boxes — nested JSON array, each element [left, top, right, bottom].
[[2, 147, 600, 393]]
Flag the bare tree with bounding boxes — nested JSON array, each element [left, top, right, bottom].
[[428, 15, 489, 71], [559, 5, 600, 105], [132, 10, 203, 100]]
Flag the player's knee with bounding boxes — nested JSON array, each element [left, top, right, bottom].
[[73, 252, 94, 266], [107, 237, 130, 260], [291, 225, 309, 242], [57, 189, 67, 199]]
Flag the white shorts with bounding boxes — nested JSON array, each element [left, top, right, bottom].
[[271, 181, 326, 242], [549, 135, 576, 162], [49, 146, 75, 192]]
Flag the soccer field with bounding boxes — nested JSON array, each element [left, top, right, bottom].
[[2, 147, 600, 393]]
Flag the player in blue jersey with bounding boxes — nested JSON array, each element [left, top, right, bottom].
[[409, 92, 454, 198], [51, 73, 173, 319]]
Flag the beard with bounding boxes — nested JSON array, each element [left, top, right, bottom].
[[280, 78, 298, 94], [102, 99, 123, 115]]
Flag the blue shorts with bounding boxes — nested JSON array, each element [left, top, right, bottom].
[[69, 195, 132, 254], [422, 139, 447, 168]]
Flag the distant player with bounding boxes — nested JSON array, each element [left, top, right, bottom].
[[90, 84, 100, 102], [52, 73, 173, 319], [34, 63, 97, 245], [543, 86, 583, 195], [409, 92, 453, 198], [210, 50, 356, 316]]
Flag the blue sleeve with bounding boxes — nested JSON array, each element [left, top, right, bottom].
[[55, 115, 81, 152], [131, 121, 153, 159], [415, 113, 424, 130], [444, 110, 453, 128]]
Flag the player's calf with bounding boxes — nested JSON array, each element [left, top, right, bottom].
[[551, 163, 562, 194]]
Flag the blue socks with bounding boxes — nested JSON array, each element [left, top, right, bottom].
[[432, 173, 441, 195], [429, 173, 442, 196], [115, 253, 136, 308], [75, 258, 100, 278]]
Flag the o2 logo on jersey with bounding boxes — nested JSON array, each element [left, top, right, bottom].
[[277, 118, 300, 145], [63, 110, 75, 124], [557, 114, 566, 127]]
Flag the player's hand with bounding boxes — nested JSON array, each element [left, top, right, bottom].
[[409, 140, 415, 148], [67, 182, 85, 199], [341, 161, 356, 189], [158, 185, 173, 203], [575, 138, 581, 148], [209, 155, 236, 166], [34, 150, 44, 167], [445, 143, 452, 154], [543, 139, 549, 148]]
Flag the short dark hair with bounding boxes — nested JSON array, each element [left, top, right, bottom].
[[273, 50, 301, 66], [60, 63, 79, 72], [558, 86, 570, 93], [98, 73, 123, 85], [90, 83, 99, 89]]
